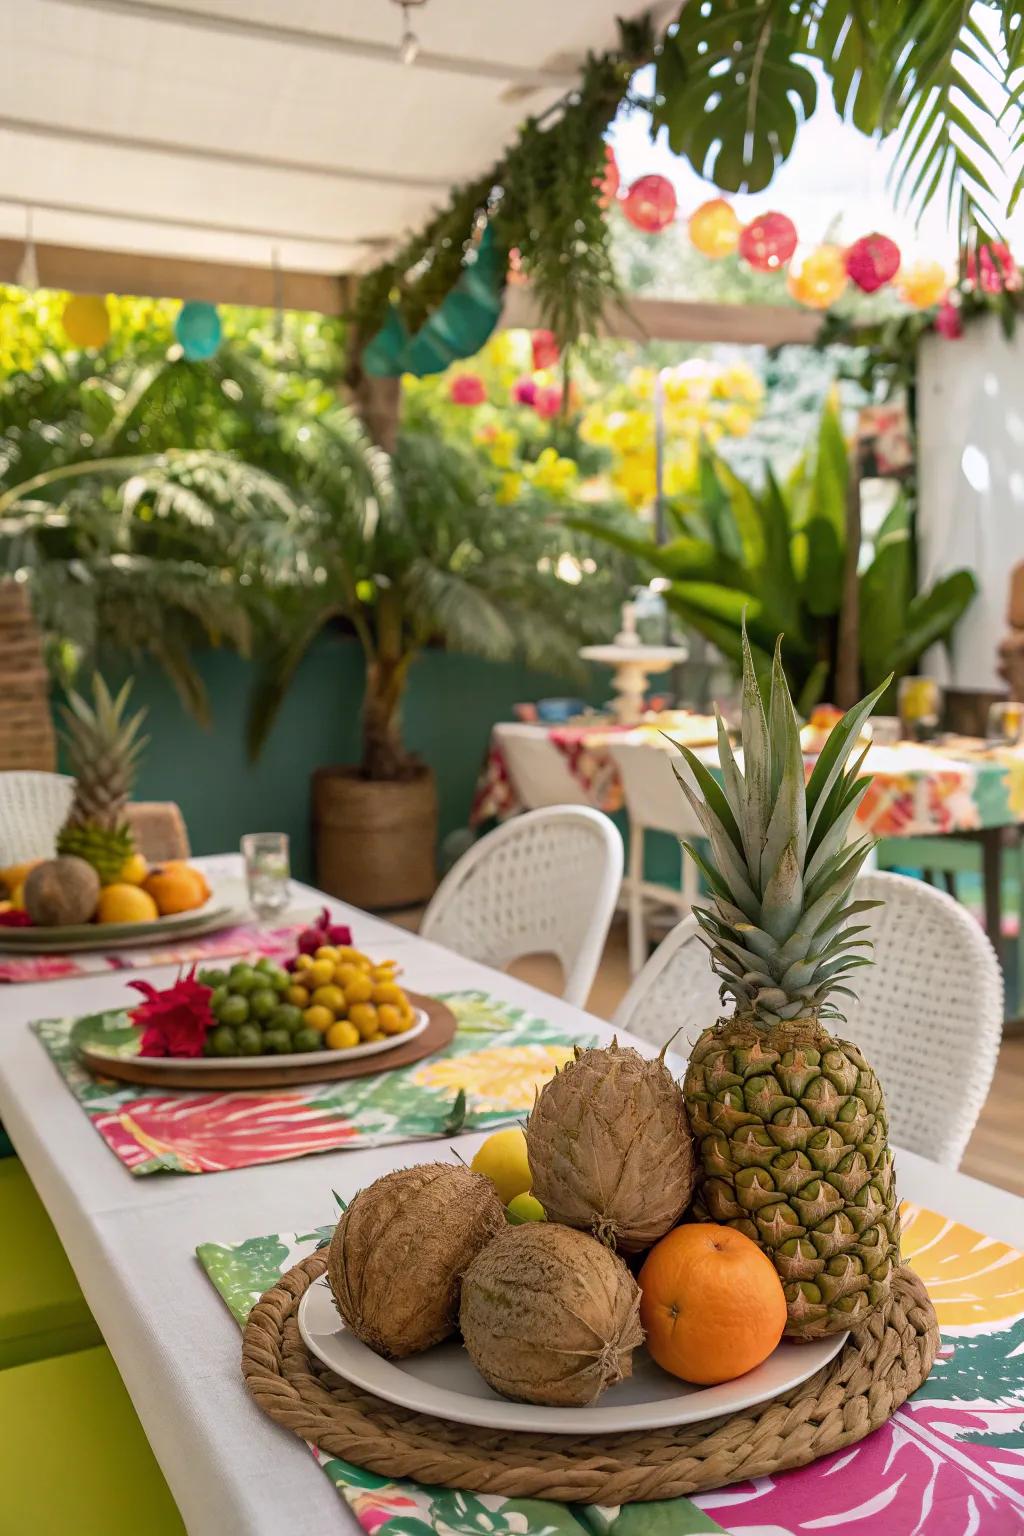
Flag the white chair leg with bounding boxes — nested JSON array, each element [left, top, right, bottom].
[[627, 819, 647, 976]]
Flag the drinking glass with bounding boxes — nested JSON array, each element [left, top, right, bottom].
[[897, 676, 943, 742], [868, 715, 901, 747], [241, 832, 291, 920], [986, 699, 1024, 746]]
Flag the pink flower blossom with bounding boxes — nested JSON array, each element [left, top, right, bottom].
[[935, 298, 963, 339], [512, 376, 538, 406], [129, 967, 215, 1058], [533, 384, 564, 418], [449, 373, 486, 406]]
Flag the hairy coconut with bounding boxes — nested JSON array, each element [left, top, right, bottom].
[[526, 1039, 696, 1253], [327, 1162, 504, 1359], [23, 856, 100, 926], [460, 1223, 643, 1406]]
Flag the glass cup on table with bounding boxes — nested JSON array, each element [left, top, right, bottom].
[[986, 699, 1024, 746], [897, 676, 943, 742], [241, 832, 291, 921], [868, 715, 901, 747]]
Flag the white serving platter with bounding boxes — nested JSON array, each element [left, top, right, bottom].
[[298, 1275, 847, 1435]]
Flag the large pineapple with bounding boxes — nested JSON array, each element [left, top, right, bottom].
[[56, 676, 148, 885], [675, 631, 900, 1340]]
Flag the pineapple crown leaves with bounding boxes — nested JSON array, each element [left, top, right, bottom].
[[59, 674, 149, 783], [669, 624, 891, 1025]]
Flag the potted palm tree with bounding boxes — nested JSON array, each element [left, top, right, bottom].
[[248, 403, 628, 909]]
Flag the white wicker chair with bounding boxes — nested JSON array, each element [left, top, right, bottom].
[[420, 806, 623, 1008], [492, 724, 595, 809], [0, 771, 75, 866], [613, 871, 1002, 1168]]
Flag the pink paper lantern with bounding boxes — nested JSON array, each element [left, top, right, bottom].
[[449, 373, 486, 406], [533, 384, 563, 418], [966, 242, 1020, 294], [738, 212, 798, 271], [531, 329, 560, 371], [622, 175, 677, 234], [512, 376, 538, 406], [845, 233, 901, 293]]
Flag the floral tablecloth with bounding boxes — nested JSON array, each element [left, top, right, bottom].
[[30, 991, 592, 1175], [199, 1200, 1024, 1534], [473, 725, 1024, 840]]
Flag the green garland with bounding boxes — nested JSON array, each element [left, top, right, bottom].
[[348, 18, 655, 376]]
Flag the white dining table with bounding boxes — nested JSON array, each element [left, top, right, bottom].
[[0, 856, 1022, 1536]]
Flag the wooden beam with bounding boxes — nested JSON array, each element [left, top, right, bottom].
[[0, 241, 350, 312], [502, 287, 823, 347]]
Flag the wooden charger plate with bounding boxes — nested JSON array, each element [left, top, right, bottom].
[[76, 992, 455, 1089]]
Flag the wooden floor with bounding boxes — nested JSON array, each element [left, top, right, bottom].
[[394, 909, 1024, 1199]]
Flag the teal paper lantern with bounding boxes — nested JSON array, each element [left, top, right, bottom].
[[175, 301, 222, 360]]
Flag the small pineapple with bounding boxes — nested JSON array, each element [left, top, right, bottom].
[[56, 676, 148, 886], [675, 630, 900, 1340]]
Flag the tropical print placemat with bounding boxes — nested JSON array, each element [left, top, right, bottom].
[[0, 916, 309, 985], [31, 991, 590, 1176], [199, 1202, 1024, 1534]]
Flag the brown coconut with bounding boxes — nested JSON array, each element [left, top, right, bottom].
[[460, 1223, 643, 1406], [327, 1162, 504, 1359], [526, 1039, 696, 1253], [23, 856, 100, 926]]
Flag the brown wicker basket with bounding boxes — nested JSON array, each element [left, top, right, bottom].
[[313, 764, 437, 910]]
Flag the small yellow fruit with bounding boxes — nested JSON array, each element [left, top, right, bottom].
[[325, 1020, 360, 1050], [314, 945, 339, 962], [307, 958, 335, 988], [347, 1002, 379, 1038], [507, 1193, 547, 1224], [303, 1004, 334, 1033], [372, 982, 403, 1006], [365, 1031, 387, 1042], [335, 963, 364, 988], [340, 972, 373, 1005], [96, 884, 159, 924], [471, 1127, 532, 1205], [376, 1003, 406, 1035], [286, 984, 310, 1008], [294, 953, 314, 972], [370, 962, 399, 981], [120, 852, 148, 885], [311, 984, 345, 1014], [9, 882, 25, 911], [335, 945, 366, 964]]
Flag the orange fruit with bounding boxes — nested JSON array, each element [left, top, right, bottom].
[[638, 1224, 786, 1385], [96, 884, 159, 924], [143, 865, 206, 915]]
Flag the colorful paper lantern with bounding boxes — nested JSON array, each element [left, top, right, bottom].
[[738, 212, 798, 271], [965, 241, 1021, 294], [531, 329, 560, 371], [62, 294, 110, 350], [596, 145, 620, 209], [688, 198, 741, 259], [845, 233, 901, 293], [175, 302, 221, 361], [897, 260, 948, 309], [622, 175, 677, 234], [787, 244, 848, 309], [449, 372, 486, 406]]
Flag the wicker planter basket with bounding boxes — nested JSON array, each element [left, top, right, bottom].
[[0, 582, 56, 771], [312, 764, 437, 911]]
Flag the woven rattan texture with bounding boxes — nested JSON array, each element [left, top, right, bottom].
[[241, 1255, 939, 1504]]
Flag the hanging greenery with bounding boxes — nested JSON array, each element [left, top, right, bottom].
[[349, 17, 655, 377]]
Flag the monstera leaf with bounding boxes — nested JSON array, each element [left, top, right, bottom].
[[653, 0, 817, 191]]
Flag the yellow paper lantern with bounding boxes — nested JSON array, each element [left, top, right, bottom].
[[787, 244, 848, 309], [897, 259, 949, 309], [689, 198, 741, 259], [62, 294, 111, 349]]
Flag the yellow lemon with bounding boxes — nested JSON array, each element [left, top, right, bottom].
[[303, 1004, 334, 1033], [286, 984, 310, 1008], [325, 1020, 360, 1050], [311, 984, 344, 1014], [471, 1127, 532, 1205], [96, 884, 159, 924], [307, 958, 335, 988], [120, 853, 148, 885], [347, 1002, 379, 1039]]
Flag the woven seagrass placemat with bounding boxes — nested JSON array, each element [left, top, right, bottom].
[[241, 1257, 939, 1504]]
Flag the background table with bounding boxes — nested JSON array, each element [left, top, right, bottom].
[[1, 860, 1023, 1536]]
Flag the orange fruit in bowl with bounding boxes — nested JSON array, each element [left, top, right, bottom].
[[638, 1223, 786, 1385], [142, 865, 206, 915], [96, 884, 159, 924]]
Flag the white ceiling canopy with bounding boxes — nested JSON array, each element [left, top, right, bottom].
[[0, 0, 665, 281]]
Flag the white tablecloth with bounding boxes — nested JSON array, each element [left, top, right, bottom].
[[0, 858, 1022, 1536]]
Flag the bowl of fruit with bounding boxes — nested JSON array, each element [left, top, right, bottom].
[[71, 934, 454, 1088]]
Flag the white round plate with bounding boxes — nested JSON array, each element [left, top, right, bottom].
[[75, 1006, 429, 1070], [0, 887, 242, 951], [298, 1278, 847, 1434]]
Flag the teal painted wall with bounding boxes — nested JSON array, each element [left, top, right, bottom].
[[99, 633, 607, 884]]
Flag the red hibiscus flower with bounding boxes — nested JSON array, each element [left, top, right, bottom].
[[129, 968, 215, 1058]]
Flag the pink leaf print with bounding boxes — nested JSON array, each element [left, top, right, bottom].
[[93, 1091, 360, 1173]]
